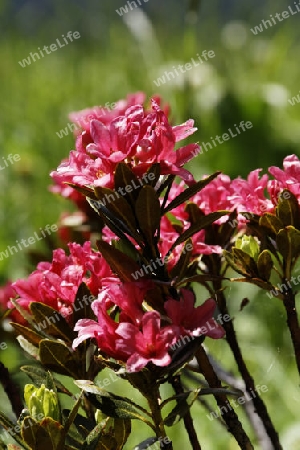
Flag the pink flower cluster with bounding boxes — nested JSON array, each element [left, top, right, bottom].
[[50, 93, 199, 207], [8, 242, 113, 323], [73, 286, 224, 372]]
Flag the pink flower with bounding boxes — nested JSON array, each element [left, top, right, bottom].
[[164, 290, 225, 338], [268, 155, 300, 205], [116, 311, 176, 372], [50, 99, 198, 205], [11, 242, 113, 324], [73, 300, 128, 359]]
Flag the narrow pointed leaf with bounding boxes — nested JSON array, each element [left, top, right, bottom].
[[10, 323, 42, 346], [66, 183, 98, 201], [21, 366, 72, 395], [257, 250, 273, 281], [39, 340, 80, 378], [276, 189, 300, 228], [30, 303, 75, 343], [259, 213, 283, 235], [135, 185, 161, 243], [96, 240, 143, 282], [164, 389, 201, 426], [114, 418, 131, 450], [169, 211, 229, 253], [163, 172, 220, 213]]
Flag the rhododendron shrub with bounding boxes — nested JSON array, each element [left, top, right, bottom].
[[0, 93, 300, 450]]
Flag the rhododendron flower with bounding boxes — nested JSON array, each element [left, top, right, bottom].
[[73, 300, 129, 359], [268, 154, 300, 204], [50, 99, 199, 204], [116, 311, 176, 372], [164, 290, 225, 338], [11, 242, 113, 323]]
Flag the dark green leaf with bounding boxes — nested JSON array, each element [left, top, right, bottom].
[[96, 240, 144, 282], [114, 163, 141, 205], [114, 418, 131, 450], [163, 172, 221, 214], [163, 389, 200, 427], [135, 186, 161, 243], [259, 213, 283, 235], [21, 366, 72, 395], [0, 412, 31, 449], [66, 183, 98, 201], [276, 229, 291, 262], [72, 283, 95, 325], [170, 238, 193, 280], [276, 189, 300, 228], [10, 323, 42, 346], [74, 381, 153, 427], [22, 417, 65, 450], [94, 187, 141, 245], [286, 226, 300, 260], [257, 250, 273, 281], [39, 340, 80, 378], [30, 303, 75, 343], [169, 211, 229, 253]]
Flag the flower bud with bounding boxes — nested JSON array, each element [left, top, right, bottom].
[[235, 235, 260, 261], [24, 384, 60, 422]]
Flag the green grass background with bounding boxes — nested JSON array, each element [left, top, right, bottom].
[[0, 0, 300, 448]]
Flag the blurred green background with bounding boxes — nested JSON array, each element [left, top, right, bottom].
[[0, 0, 300, 448]]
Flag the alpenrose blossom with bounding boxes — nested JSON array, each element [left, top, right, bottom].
[[50, 99, 199, 203], [268, 154, 300, 205], [10, 242, 113, 323], [73, 285, 224, 372], [164, 290, 225, 338]]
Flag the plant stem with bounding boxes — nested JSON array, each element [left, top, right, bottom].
[[215, 289, 283, 449], [195, 346, 253, 450], [147, 384, 173, 450], [283, 289, 300, 375], [171, 375, 202, 450]]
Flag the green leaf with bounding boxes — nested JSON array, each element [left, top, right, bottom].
[[72, 283, 95, 325], [276, 189, 300, 228], [145, 163, 161, 188], [257, 250, 273, 281], [170, 238, 193, 280], [286, 226, 300, 260], [163, 389, 201, 427], [21, 366, 72, 395], [66, 183, 98, 201], [114, 163, 140, 206], [232, 248, 258, 277], [259, 213, 283, 235], [113, 418, 131, 450], [30, 303, 75, 343], [135, 186, 161, 243], [10, 323, 42, 346], [163, 172, 221, 213], [276, 229, 291, 262], [168, 211, 229, 253], [94, 186, 142, 245], [96, 240, 143, 282], [0, 412, 31, 450], [39, 340, 81, 378], [22, 417, 65, 450], [74, 381, 154, 428]]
